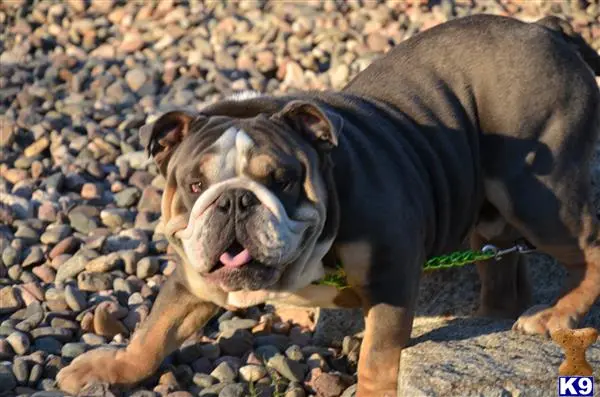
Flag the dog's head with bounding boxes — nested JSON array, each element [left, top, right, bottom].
[[140, 98, 342, 306]]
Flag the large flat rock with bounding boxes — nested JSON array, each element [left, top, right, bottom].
[[402, 316, 600, 397]]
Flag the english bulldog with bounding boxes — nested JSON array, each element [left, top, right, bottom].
[[58, 14, 600, 396]]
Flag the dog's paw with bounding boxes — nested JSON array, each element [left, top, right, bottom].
[[57, 347, 122, 395], [512, 304, 553, 335], [512, 304, 578, 336]]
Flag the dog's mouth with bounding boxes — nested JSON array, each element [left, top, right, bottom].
[[204, 240, 279, 291], [208, 240, 252, 273]]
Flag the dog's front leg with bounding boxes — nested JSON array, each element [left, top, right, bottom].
[[57, 276, 218, 395], [356, 303, 415, 397], [340, 244, 421, 397]]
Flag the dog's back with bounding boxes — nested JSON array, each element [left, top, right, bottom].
[[535, 15, 600, 76]]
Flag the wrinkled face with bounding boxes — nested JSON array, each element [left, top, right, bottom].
[[140, 100, 340, 306]]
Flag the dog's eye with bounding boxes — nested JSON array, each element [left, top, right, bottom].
[[280, 179, 295, 192], [273, 169, 297, 192], [190, 181, 202, 194]]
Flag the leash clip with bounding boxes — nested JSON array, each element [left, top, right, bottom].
[[481, 240, 536, 261]]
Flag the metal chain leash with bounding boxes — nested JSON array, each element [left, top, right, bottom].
[[423, 249, 496, 270], [314, 240, 536, 289], [424, 241, 536, 270]]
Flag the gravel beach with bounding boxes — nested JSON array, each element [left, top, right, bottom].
[[2, 1, 600, 396]]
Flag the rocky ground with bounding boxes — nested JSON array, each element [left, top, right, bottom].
[[2, 1, 600, 396]]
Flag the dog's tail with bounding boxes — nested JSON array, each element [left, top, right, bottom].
[[535, 16, 600, 76]]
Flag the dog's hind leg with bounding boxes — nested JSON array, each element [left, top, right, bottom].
[[512, 205, 600, 335], [470, 228, 532, 319], [486, 175, 600, 335]]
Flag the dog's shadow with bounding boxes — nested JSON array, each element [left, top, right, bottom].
[[412, 252, 600, 344], [409, 317, 514, 346]]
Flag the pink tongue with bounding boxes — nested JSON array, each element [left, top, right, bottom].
[[219, 249, 252, 268]]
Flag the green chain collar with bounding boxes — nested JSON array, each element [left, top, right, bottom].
[[314, 242, 535, 290]]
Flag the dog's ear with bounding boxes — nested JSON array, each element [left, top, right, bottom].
[[139, 111, 199, 175], [276, 101, 343, 150]]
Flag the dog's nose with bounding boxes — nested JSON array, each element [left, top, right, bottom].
[[216, 192, 233, 214], [238, 190, 258, 212], [216, 190, 258, 215]]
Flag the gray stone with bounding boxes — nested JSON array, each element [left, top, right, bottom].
[[210, 362, 237, 383], [0, 116, 16, 147], [218, 383, 245, 397], [285, 345, 304, 362], [13, 357, 29, 384], [15, 301, 43, 332], [136, 257, 159, 279], [0, 194, 33, 219], [22, 246, 45, 267], [239, 364, 267, 382], [2, 246, 20, 267], [125, 68, 147, 92], [28, 363, 43, 386], [267, 354, 306, 383], [0, 286, 23, 314], [77, 271, 112, 291], [0, 364, 17, 392], [200, 343, 221, 360], [55, 249, 98, 283], [218, 328, 253, 357], [104, 235, 145, 254], [61, 342, 89, 359], [0, 325, 16, 337], [31, 327, 72, 342], [284, 383, 305, 397], [81, 333, 106, 345], [214, 356, 242, 373], [114, 187, 141, 207], [50, 317, 80, 330], [100, 208, 132, 229], [0, 339, 14, 360], [192, 373, 216, 388], [113, 278, 134, 294], [43, 173, 65, 192], [127, 292, 144, 306], [191, 356, 212, 374], [40, 225, 72, 245], [219, 318, 258, 333], [86, 253, 121, 273], [65, 284, 87, 311], [68, 211, 98, 234], [6, 331, 30, 355], [121, 250, 143, 273], [254, 345, 280, 361], [14, 224, 39, 244]]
